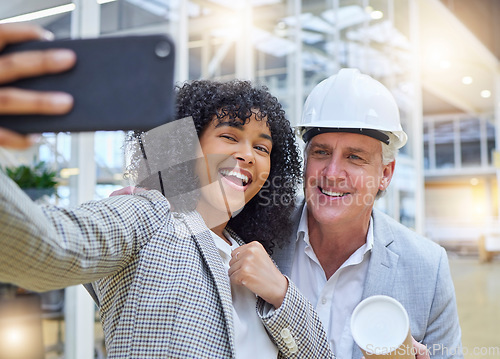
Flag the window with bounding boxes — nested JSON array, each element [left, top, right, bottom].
[[434, 120, 455, 169], [460, 118, 481, 167], [423, 122, 430, 169]]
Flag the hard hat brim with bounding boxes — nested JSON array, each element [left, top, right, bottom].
[[302, 127, 390, 144]]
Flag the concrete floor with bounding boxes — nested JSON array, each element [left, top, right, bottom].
[[448, 256, 500, 359], [41, 256, 500, 359]]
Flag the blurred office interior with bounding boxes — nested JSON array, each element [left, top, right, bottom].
[[0, 0, 499, 358]]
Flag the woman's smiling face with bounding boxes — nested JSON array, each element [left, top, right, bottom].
[[195, 113, 272, 219]]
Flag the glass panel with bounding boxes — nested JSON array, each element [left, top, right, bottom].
[[189, 47, 202, 80], [219, 44, 236, 78], [254, 2, 298, 124], [97, 0, 174, 193], [399, 190, 415, 229], [398, 106, 412, 157], [100, 0, 172, 35], [460, 118, 481, 167], [434, 120, 455, 169], [25, 1, 73, 39], [6, 4, 76, 204], [423, 122, 430, 169], [94, 131, 123, 174], [338, 0, 370, 71], [393, 0, 410, 39], [367, 0, 413, 157], [487, 119, 496, 165]]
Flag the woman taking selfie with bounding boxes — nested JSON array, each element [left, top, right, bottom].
[[0, 39, 333, 358]]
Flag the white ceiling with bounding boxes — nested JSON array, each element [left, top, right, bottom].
[[418, 0, 498, 116]]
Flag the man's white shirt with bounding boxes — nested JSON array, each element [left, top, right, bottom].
[[290, 204, 374, 359]]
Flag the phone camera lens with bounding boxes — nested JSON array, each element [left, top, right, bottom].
[[155, 41, 171, 58]]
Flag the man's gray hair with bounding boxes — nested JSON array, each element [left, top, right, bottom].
[[381, 132, 399, 166]]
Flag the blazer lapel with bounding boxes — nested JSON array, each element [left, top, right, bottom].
[[177, 211, 236, 356], [361, 209, 400, 298], [353, 209, 400, 359]]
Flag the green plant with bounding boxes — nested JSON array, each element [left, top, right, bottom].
[[3, 161, 58, 189]]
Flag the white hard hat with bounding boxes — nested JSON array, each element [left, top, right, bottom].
[[297, 68, 408, 149]]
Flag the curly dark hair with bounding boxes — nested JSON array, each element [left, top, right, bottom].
[[126, 79, 302, 252]]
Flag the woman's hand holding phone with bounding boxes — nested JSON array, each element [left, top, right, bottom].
[[0, 23, 76, 149]]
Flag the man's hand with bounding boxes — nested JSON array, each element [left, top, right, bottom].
[[361, 337, 430, 359], [412, 338, 430, 359], [0, 23, 76, 149], [229, 241, 288, 309]]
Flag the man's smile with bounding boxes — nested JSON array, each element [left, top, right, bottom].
[[318, 186, 351, 198], [318, 187, 350, 198]]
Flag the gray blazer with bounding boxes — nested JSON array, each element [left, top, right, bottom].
[[0, 171, 333, 358], [272, 203, 464, 359]]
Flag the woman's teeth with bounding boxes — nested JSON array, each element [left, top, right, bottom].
[[220, 169, 250, 185]]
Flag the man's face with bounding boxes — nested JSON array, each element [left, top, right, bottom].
[[304, 132, 395, 227]]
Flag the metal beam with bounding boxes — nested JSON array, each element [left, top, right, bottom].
[[65, 1, 99, 359]]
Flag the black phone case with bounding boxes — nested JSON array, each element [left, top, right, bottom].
[[0, 34, 175, 134]]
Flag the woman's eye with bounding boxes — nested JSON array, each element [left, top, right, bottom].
[[255, 145, 270, 154], [221, 135, 236, 141]]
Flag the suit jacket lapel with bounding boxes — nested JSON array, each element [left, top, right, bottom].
[[354, 209, 400, 359], [361, 209, 400, 299], [178, 211, 236, 355]]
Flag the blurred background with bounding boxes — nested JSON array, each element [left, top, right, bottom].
[[0, 0, 499, 358]]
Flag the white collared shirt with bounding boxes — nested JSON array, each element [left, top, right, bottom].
[[290, 204, 373, 359], [211, 230, 278, 359]]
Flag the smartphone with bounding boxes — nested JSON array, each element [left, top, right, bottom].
[[0, 34, 175, 134]]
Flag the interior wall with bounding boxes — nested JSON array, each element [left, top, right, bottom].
[[425, 178, 498, 244]]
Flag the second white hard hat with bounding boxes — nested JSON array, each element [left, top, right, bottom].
[[297, 68, 408, 149]]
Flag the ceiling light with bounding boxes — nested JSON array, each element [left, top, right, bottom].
[[462, 76, 473, 85], [480, 90, 491, 98], [370, 10, 384, 20], [276, 22, 286, 30], [439, 60, 450, 69], [470, 178, 479, 186]]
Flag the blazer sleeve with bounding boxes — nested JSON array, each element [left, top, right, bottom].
[[257, 278, 335, 359], [0, 170, 169, 292], [423, 248, 464, 359]]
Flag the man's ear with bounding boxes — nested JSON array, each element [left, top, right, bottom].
[[379, 160, 395, 191]]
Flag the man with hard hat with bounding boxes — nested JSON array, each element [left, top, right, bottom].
[[270, 68, 463, 359]]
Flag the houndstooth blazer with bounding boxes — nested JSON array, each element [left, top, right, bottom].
[[0, 170, 333, 358]]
